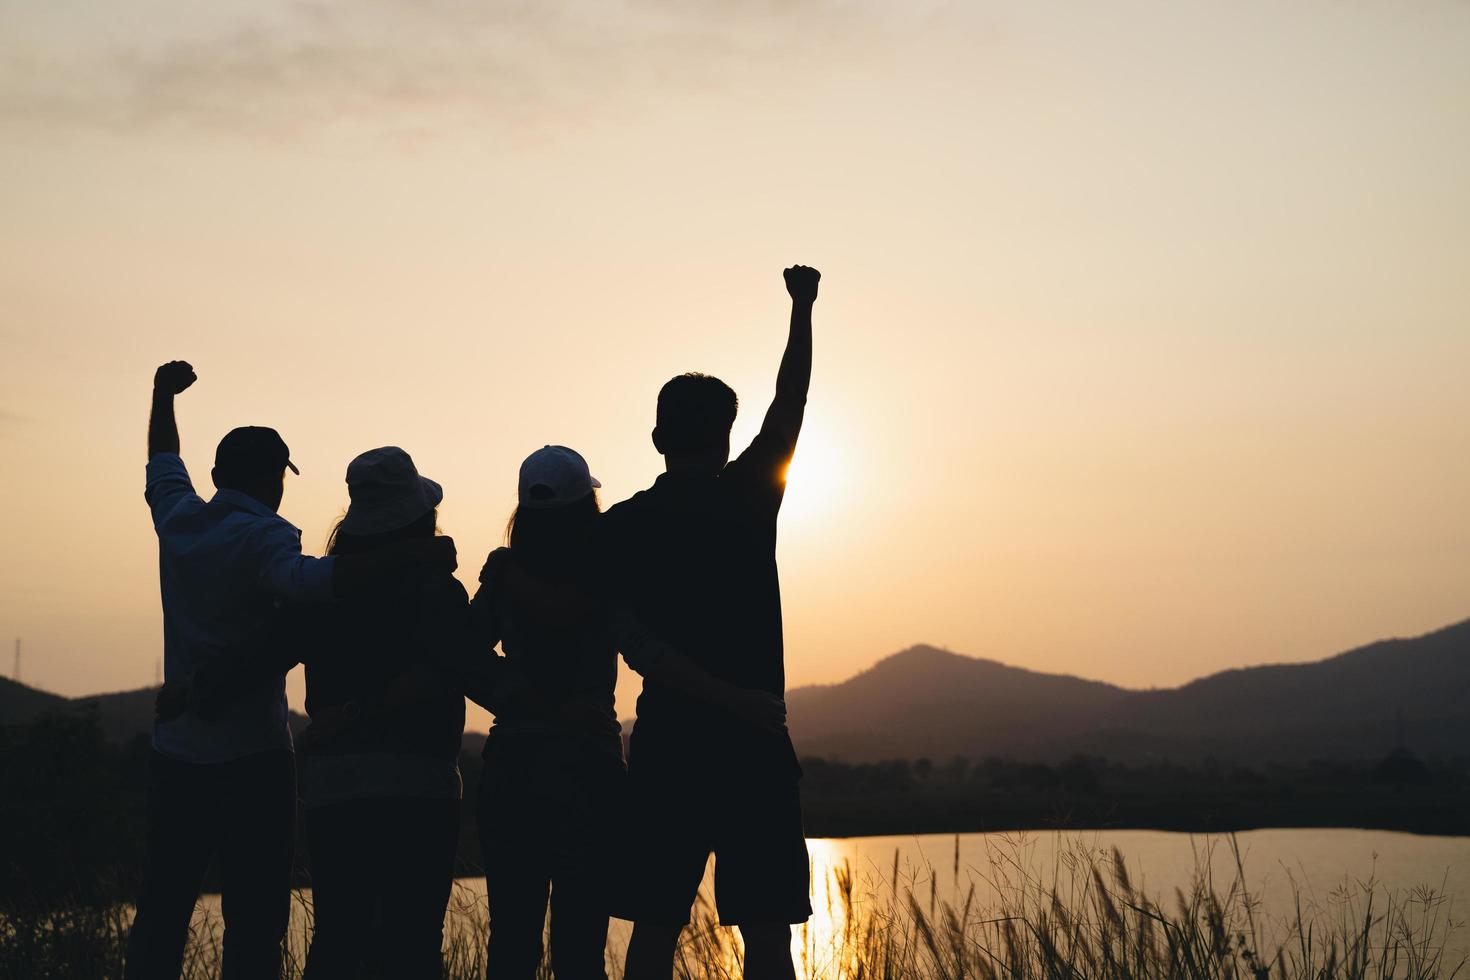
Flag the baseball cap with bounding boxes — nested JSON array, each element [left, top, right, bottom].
[[518, 445, 601, 509], [339, 447, 444, 535], [214, 426, 298, 484]]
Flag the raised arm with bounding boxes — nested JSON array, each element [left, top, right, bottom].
[[756, 265, 821, 456], [330, 536, 457, 598], [148, 361, 196, 459]]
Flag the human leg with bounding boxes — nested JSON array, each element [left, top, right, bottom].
[[217, 749, 295, 980], [547, 746, 624, 980], [737, 924, 795, 980], [619, 736, 709, 980], [376, 797, 459, 980], [710, 765, 810, 980], [302, 801, 375, 980], [124, 751, 218, 980], [622, 921, 684, 980], [479, 746, 552, 979]]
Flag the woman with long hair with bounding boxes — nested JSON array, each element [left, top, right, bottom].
[[292, 446, 472, 980], [474, 445, 783, 979]]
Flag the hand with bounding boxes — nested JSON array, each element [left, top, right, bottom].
[[479, 547, 515, 587], [783, 265, 820, 305], [155, 681, 191, 722], [725, 687, 788, 735], [153, 361, 197, 395]]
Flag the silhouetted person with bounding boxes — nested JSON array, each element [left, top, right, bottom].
[[289, 447, 470, 980], [129, 364, 454, 980], [609, 266, 821, 980], [474, 446, 785, 980]]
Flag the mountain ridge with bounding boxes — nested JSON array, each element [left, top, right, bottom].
[[785, 619, 1470, 763], [4, 618, 1467, 764]]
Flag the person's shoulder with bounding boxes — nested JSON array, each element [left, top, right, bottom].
[[237, 506, 304, 546], [605, 486, 654, 514], [602, 487, 658, 525], [727, 429, 789, 475], [720, 438, 785, 503], [222, 507, 312, 578], [145, 453, 200, 512]]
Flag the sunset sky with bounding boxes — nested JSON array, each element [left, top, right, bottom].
[[2, 0, 1468, 727]]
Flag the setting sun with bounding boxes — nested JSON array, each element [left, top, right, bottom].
[[781, 423, 848, 527]]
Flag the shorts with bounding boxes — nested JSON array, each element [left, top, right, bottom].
[[615, 728, 812, 926]]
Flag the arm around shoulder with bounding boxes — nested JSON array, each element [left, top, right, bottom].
[[254, 521, 338, 603], [613, 611, 788, 735], [259, 534, 458, 604]]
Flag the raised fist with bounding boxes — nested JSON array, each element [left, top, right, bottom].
[[783, 265, 820, 304], [154, 361, 197, 395]]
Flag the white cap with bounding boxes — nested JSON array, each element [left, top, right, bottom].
[[339, 446, 444, 534], [518, 445, 601, 509]]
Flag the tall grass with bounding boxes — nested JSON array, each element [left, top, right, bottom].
[[1, 835, 1461, 979], [771, 834, 1464, 980]]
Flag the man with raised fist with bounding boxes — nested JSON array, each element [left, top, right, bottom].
[[608, 265, 822, 980], [127, 361, 456, 980]]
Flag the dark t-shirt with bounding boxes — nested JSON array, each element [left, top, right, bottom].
[[601, 429, 792, 753]]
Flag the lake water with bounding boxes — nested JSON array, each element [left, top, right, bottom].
[[195, 828, 1470, 974], [801, 829, 1470, 964]]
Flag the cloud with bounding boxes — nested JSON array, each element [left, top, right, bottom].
[[0, 0, 900, 140]]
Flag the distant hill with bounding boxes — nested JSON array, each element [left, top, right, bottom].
[[0, 675, 67, 722], [0, 678, 309, 743], [6, 619, 1469, 765], [787, 620, 1470, 763], [785, 646, 1129, 761], [1099, 620, 1470, 761]]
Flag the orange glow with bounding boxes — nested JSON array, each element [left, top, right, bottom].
[[1, 2, 1468, 712]]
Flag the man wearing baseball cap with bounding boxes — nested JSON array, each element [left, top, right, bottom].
[[126, 361, 456, 980]]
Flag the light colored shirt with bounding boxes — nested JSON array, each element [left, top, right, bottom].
[[145, 453, 336, 763]]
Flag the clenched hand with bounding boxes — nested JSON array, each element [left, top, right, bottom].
[[783, 265, 820, 305], [153, 361, 197, 396]]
